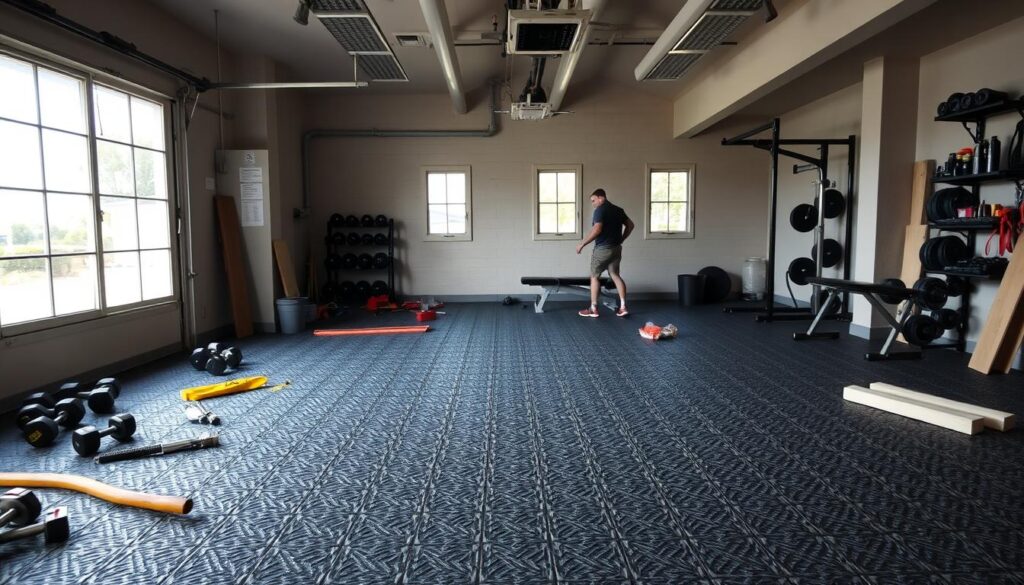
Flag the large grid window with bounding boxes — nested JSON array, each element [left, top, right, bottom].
[[645, 164, 695, 239], [533, 164, 581, 240], [0, 51, 173, 333], [425, 166, 472, 241]]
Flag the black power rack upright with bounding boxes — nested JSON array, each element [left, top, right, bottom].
[[721, 118, 857, 322]]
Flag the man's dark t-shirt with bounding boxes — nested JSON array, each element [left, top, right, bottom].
[[593, 202, 626, 248]]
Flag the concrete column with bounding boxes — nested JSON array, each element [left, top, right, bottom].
[[850, 57, 920, 337]]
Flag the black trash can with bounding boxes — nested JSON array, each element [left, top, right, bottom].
[[678, 274, 707, 306]]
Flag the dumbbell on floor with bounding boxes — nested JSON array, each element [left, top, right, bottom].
[[22, 398, 87, 448], [72, 414, 137, 456], [0, 489, 41, 531], [17, 397, 86, 431], [0, 507, 69, 544], [57, 380, 120, 414], [190, 343, 243, 376]]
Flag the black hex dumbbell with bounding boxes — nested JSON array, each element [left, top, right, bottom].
[[17, 396, 86, 432], [20, 392, 55, 411], [190, 343, 243, 376], [0, 507, 69, 544], [22, 398, 87, 448], [0, 488, 41, 531], [56, 380, 120, 414], [72, 414, 137, 456]]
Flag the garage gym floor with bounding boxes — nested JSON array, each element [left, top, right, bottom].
[[1, 302, 1023, 584]]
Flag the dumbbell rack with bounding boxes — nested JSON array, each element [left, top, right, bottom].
[[323, 218, 395, 305], [922, 98, 1024, 352]]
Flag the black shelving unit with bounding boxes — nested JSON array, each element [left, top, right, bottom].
[[923, 98, 1024, 352], [322, 217, 396, 305]]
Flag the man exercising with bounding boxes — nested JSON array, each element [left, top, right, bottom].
[[576, 188, 633, 317]]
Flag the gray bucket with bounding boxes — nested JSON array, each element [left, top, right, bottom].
[[276, 297, 306, 334]]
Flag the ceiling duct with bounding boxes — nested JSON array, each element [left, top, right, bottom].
[[419, 0, 467, 114], [635, 0, 760, 82], [310, 0, 408, 81]]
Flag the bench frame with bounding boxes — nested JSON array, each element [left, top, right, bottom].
[[522, 278, 618, 314]]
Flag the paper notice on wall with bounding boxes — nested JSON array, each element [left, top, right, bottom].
[[239, 167, 263, 183], [240, 182, 264, 199], [241, 199, 264, 227]]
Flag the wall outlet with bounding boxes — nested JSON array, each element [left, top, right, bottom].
[[205, 177, 216, 191]]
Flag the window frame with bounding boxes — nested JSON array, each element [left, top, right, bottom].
[[531, 164, 582, 241], [644, 163, 696, 240], [423, 165, 472, 242], [0, 45, 178, 338]]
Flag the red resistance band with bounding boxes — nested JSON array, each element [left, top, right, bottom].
[[986, 204, 1023, 257]]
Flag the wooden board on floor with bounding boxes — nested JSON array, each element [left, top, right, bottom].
[[272, 239, 300, 298], [908, 160, 934, 225], [869, 382, 1015, 431], [214, 196, 253, 338], [843, 385, 983, 435], [969, 249, 1024, 374]]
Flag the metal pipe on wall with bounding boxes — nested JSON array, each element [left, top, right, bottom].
[[419, 0, 467, 114]]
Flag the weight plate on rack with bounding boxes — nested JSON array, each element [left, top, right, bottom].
[[811, 238, 843, 268], [789, 203, 817, 233], [878, 278, 907, 304], [903, 314, 942, 346], [932, 308, 961, 330], [357, 254, 373, 270], [360, 233, 374, 246], [373, 253, 389, 269], [788, 257, 816, 286], [345, 214, 360, 227], [822, 188, 846, 219], [341, 254, 358, 270], [373, 233, 388, 246], [375, 214, 388, 227], [328, 213, 344, 228], [913, 277, 950, 311]]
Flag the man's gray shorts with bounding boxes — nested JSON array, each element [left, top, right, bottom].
[[590, 245, 622, 277]]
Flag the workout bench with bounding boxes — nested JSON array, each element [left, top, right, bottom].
[[795, 277, 935, 361], [520, 277, 617, 314]]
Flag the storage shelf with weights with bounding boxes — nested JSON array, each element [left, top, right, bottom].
[[322, 213, 395, 306], [916, 88, 1024, 352]]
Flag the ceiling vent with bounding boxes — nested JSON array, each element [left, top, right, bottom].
[[506, 9, 591, 55], [637, 0, 760, 81], [394, 33, 431, 48], [309, 0, 408, 81]]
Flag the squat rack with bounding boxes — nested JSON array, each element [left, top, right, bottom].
[[721, 118, 857, 322]]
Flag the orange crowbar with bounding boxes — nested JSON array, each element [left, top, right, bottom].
[[313, 326, 430, 336]]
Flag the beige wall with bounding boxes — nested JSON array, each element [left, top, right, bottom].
[[301, 88, 769, 297], [915, 15, 1024, 363], [773, 83, 862, 304]]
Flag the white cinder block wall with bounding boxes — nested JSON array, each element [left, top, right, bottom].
[[303, 88, 770, 298]]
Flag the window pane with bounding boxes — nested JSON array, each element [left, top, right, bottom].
[[134, 148, 167, 199], [0, 257, 52, 325], [446, 173, 465, 204], [0, 55, 37, 124], [668, 172, 688, 202], [650, 202, 669, 232], [651, 172, 669, 202], [43, 130, 91, 193], [0, 120, 43, 189], [447, 204, 466, 234], [427, 173, 446, 204], [38, 68, 86, 134], [538, 203, 557, 233], [668, 202, 687, 231], [538, 172, 557, 203], [48, 193, 95, 254], [101, 196, 138, 251], [428, 204, 447, 234], [141, 249, 172, 300], [93, 86, 131, 143], [97, 140, 134, 195], [138, 199, 170, 249], [557, 203, 575, 233], [557, 172, 575, 203], [130, 97, 164, 149], [0, 189, 47, 257], [53, 254, 98, 315], [103, 251, 141, 307]]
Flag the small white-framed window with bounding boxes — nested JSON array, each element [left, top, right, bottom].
[[532, 164, 581, 240], [424, 166, 472, 241], [645, 164, 695, 239]]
